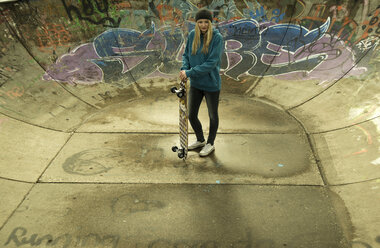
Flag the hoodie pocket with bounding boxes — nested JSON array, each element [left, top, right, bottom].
[[209, 72, 216, 83], [208, 72, 218, 89]]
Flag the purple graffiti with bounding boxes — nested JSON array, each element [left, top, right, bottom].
[[267, 35, 366, 84], [43, 43, 102, 85], [42, 17, 367, 86]]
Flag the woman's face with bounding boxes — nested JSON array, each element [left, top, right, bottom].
[[197, 19, 209, 33]]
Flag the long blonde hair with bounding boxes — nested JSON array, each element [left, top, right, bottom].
[[192, 19, 213, 55]]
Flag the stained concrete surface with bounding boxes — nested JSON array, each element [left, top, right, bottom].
[[0, 113, 69, 182], [0, 0, 380, 248], [39, 133, 322, 185], [289, 77, 380, 133], [0, 179, 32, 228], [0, 184, 351, 248], [313, 119, 380, 184], [77, 90, 302, 133], [330, 180, 380, 247], [0, 42, 95, 131]]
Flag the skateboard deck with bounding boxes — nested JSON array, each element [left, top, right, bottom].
[[171, 79, 188, 159]]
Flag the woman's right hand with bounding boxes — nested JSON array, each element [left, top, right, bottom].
[[179, 70, 187, 81]]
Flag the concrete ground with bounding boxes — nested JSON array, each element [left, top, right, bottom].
[[0, 1, 380, 247]]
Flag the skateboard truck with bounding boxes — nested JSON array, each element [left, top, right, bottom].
[[170, 86, 185, 98], [171, 146, 186, 159]]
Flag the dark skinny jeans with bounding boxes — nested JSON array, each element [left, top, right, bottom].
[[188, 86, 220, 145]]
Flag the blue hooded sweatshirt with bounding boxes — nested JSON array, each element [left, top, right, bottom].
[[181, 28, 224, 92]]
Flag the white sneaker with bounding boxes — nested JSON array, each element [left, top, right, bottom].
[[188, 140, 206, 150], [199, 143, 215, 157]]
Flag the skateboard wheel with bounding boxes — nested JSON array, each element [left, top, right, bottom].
[[178, 152, 185, 159], [177, 92, 184, 98], [172, 146, 178, 152], [170, 86, 177, 93]]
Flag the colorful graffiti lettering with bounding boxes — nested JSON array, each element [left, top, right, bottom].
[[247, 6, 285, 23], [41, 0, 378, 87], [113, 1, 132, 10], [241, 0, 286, 23], [43, 15, 366, 86], [220, 18, 332, 80], [36, 23, 71, 53], [209, 0, 240, 22], [156, 4, 183, 24], [298, 13, 358, 44], [329, 5, 349, 21], [356, 36, 380, 52], [307, 4, 326, 19], [357, 6, 380, 44], [297, 3, 380, 46]]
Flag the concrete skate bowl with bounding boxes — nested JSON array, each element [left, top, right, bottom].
[[0, 0, 379, 247]]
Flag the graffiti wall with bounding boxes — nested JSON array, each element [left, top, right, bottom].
[[0, 0, 379, 87]]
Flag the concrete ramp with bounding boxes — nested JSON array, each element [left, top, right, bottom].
[[0, 0, 379, 247]]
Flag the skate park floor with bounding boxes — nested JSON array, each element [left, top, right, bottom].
[[0, 1, 380, 246], [0, 70, 379, 247]]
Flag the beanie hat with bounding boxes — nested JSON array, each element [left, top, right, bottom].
[[195, 9, 213, 22]]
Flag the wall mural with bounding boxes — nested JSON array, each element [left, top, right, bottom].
[[40, 0, 379, 87]]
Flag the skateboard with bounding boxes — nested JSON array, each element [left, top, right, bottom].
[[170, 79, 188, 159]]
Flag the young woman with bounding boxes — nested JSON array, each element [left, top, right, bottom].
[[180, 9, 224, 157]]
